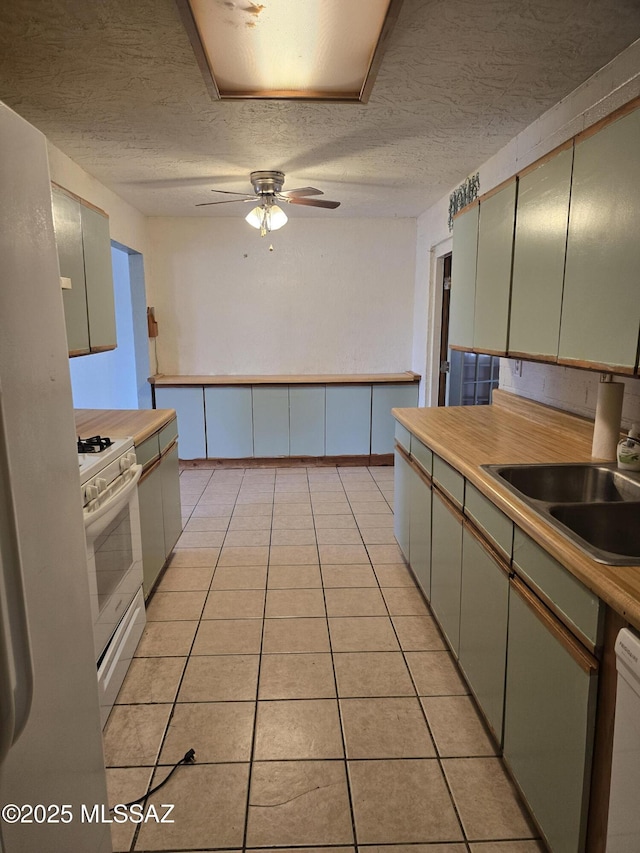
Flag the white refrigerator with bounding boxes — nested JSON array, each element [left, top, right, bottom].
[[0, 103, 111, 852]]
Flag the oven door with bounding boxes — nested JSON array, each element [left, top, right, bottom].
[[84, 464, 143, 660]]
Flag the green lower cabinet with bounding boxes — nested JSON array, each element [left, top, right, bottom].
[[430, 488, 463, 655], [458, 525, 509, 743], [161, 443, 182, 556], [408, 464, 431, 599], [393, 449, 411, 561], [503, 580, 598, 853], [138, 462, 165, 599]]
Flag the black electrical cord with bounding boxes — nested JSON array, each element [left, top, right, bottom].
[[110, 748, 196, 811]]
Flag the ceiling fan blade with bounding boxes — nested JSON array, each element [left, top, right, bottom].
[[278, 187, 323, 198], [286, 197, 341, 209], [195, 197, 256, 207], [208, 189, 258, 197]]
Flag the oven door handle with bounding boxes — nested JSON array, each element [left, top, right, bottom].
[[83, 464, 142, 538]]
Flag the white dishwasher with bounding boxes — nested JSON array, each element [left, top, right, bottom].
[[606, 628, 640, 852]]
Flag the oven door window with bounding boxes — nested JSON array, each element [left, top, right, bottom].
[[93, 505, 133, 612]]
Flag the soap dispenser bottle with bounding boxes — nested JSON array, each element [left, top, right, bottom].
[[617, 424, 640, 471]]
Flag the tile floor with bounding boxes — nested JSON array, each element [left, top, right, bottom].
[[104, 464, 546, 853]]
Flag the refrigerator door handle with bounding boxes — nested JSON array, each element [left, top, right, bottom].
[[0, 386, 35, 758]]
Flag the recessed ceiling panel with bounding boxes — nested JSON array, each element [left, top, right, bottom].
[[179, 0, 399, 101]]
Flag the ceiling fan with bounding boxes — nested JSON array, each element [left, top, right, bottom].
[[196, 170, 341, 236]]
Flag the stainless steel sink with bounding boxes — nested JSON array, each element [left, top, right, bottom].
[[485, 463, 640, 503], [482, 462, 640, 565]]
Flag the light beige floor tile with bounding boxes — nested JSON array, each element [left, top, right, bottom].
[[333, 652, 415, 697], [218, 545, 270, 566], [391, 615, 447, 651], [191, 504, 234, 518], [267, 564, 322, 588], [319, 544, 370, 565], [349, 501, 392, 515], [341, 697, 436, 759], [313, 514, 356, 529], [168, 548, 220, 568], [265, 588, 326, 617], [135, 763, 249, 851], [354, 513, 394, 528], [272, 503, 313, 517], [359, 528, 400, 544], [159, 701, 255, 764], [103, 704, 172, 767], [348, 759, 463, 844], [135, 620, 198, 657], [469, 842, 546, 852], [343, 482, 384, 493], [271, 514, 316, 530], [192, 618, 263, 655], [202, 588, 265, 619], [273, 493, 312, 505], [270, 528, 317, 546], [246, 761, 353, 847], [269, 545, 319, 565], [262, 618, 330, 653], [156, 565, 214, 592], [145, 590, 207, 622], [442, 758, 537, 841], [329, 617, 400, 652], [115, 656, 186, 704], [325, 587, 387, 617], [184, 516, 230, 532], [224, 529, 271, 547], [382, 587, 429, 616], [366, 543, 405, 563], [359, 846, 465, 853], [210, 565, 267, 590], [178, 655, 259, 701], [373, 564, 417, 588], [254, 699, 344, 760], [106, 767, 153, 852], [176, 530, 226, 549], [312, 502, 353, 515], [228, 515, 273, 531], [232, 503, 273, 517], [405, 652, 469, 696], [421, 696, 498, 757], [315, 528, 363, 545], [258, 653, 336, 699], [321, 564, 378, 587]]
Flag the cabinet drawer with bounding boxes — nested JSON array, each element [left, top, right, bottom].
[[410, 435, 432, 476], [394, 421, 411, 453], [465, 482, 513, 559], [512, 529, 603, 649], [159, 418, 178, 454], [433, 455, 464, 507], [136, 434, 160, 471]]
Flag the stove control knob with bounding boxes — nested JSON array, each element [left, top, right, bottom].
[[84, 484, 98, 502], [95, 478, 107, 494], [126, 451, 137, 468], [120, 455, 132, 472]]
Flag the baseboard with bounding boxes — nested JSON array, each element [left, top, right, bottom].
[[179, 453, 394, 469]]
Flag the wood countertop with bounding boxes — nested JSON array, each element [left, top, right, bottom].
[[151, 372, 420, 386], [393, 389, 640, 631], [75, 408, 176, 446]]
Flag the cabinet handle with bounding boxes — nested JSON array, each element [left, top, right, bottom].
[[139, 454, 163, 483], [432, 483, 465, 524], [511, 576, 598, 674], [395, 441, 432, 486], [463, 517, 510, 575]]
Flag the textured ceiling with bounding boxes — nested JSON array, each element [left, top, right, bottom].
[[1, 0, 639, 218]]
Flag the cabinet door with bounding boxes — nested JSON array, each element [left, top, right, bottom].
[[325, 385, 371, 455], [51, 189, 90, 355], [138, 462, 165, 599], [430, 488, 463, 655], [449, 203, 479, 350], [205, 386, 253, 458], [393, 449, 411, 561], [559, 108, 640, 373], [161, 442, 182, 557], [458, 525, 509, 742], [473, 181, 517, 355], [509, 146, 573, 360], [408, 464, 431, 599], [290, 386, 325, 456], [155, 387, 206, 460], [503, 579, 598, 853], [371, 384, 419, 455], [252, 386, 289, 457], [81, 204, 116, 352]]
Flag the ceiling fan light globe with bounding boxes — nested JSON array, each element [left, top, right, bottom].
[[268, 205, 288, 231], [245, 206, 264, 229]]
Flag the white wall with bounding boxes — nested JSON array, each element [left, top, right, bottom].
[[145, 217, 417, 376], [414, 39, 640, 425]]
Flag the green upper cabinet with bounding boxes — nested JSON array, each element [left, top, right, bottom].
[[51, 186, 116, 356], [449, 202, 479, 350], [509, 145, 574, 361], [473, 180, 517, 355], [559, 107, 640, 374]]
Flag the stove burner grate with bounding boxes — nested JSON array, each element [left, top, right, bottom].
[[77, 435, 113, 454]]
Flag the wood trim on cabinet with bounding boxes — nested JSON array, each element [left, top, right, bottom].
[[463, 517, 510, 576], [452, 198, 480, 220], [50, 181, 109, 218], [89, 344, 117, 355], [69, 348, 91, 358], [139, 453, 163, 484], [576, 94, 640, 145], [557, 357, 636, 376], [516, 138, 574, 180], [478, 175, 517, 205], [511, 576, 598, 674], [150, 372, 421, 386], [395, 441, 432, 487], [179, 454, 394, 469], [432, 481, 465, 525], [507, 350, 558, 364]]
